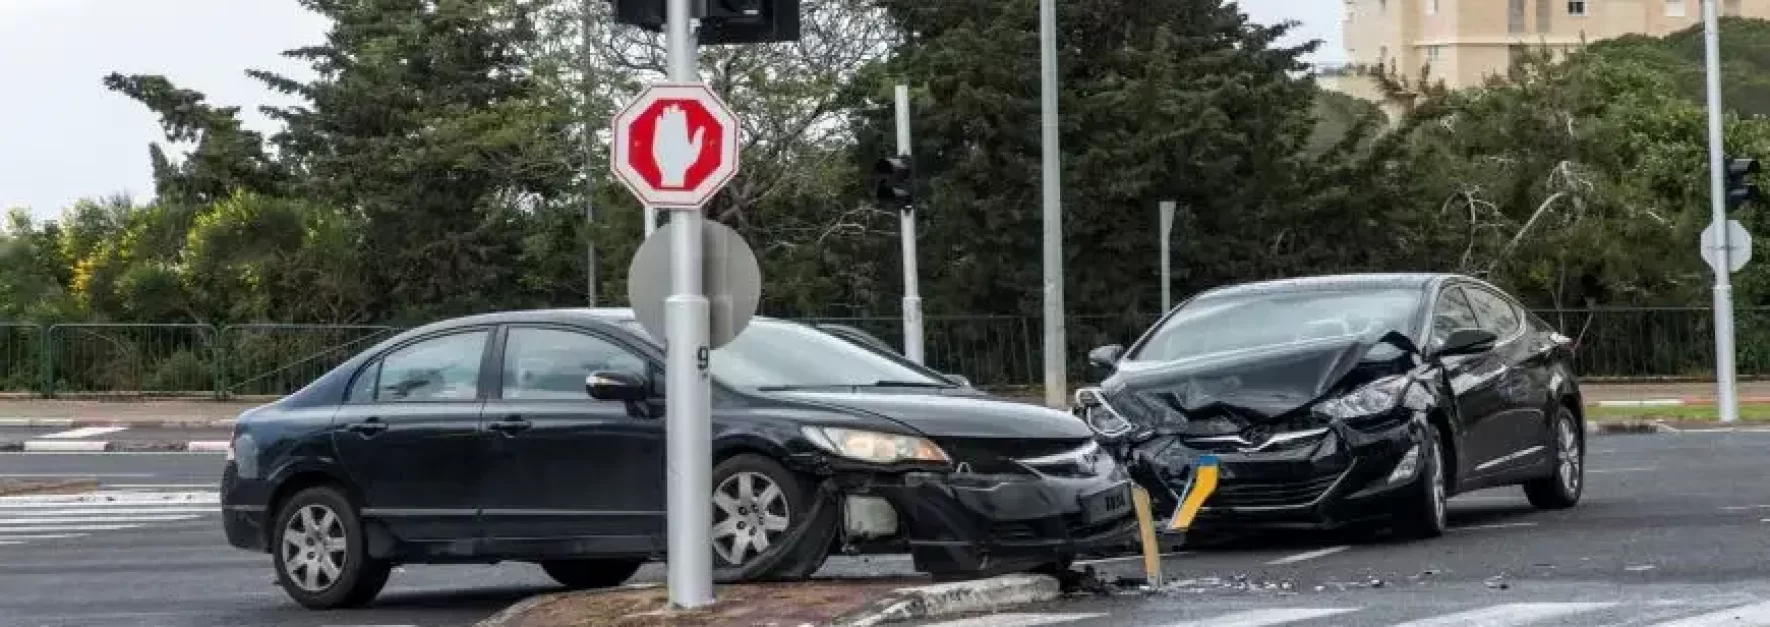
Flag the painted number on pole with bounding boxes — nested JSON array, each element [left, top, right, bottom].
[[697, 346, 710, 372], [611, 83, 742, 209]]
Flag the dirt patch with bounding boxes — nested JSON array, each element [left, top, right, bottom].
[[0, 478, 98, 496], [500, 578, 929, 627]]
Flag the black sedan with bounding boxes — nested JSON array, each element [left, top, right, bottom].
[[1073, 273, 1584, 539], [220, 308, 1135, 609]]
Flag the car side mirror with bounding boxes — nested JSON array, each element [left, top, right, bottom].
[[943, 373, 972, 388], [1436, 329, 1498, 358], [1087, 344, 1124, 378], [586, 371, 649, 402]]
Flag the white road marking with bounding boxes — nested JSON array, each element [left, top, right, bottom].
[[1719, 505, 1770, 511], [1589, 467, 1656, 473], [36, 426, 128, 439], [1452, 522, 1538, 531], [0, 507, 214, 516], [1391, 602, 1617, 626], [0, 515, 199, 525], [1077, 551, 1190, 566], [1158, 608, 1360, 627], [915, 613, 1107, 627], [1265, 546, 1348, 565], [104, 484, 217, 490], [0, 473, 156, 478], [21, 440, 108, 452], [0, 491, 218, 506], [0, 524, 141, 532], [1650, 600, 1770, 626], [0, 541, 18, 546], [185, 441, 230, 452], [0, 534, 84, 541]]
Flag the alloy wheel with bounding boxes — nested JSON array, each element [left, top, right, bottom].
[[712, 471, 791, 565], [1557, 416, 1582, 495], [281, 503, 348, 593]]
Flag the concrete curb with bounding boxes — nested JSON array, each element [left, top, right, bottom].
[[0, 418, 235, 428], [0, 440, 229, 453], [1588, 420, 1679, 435], [830, 574, 1063, 627], [0, 478, 100, 497], [473, 592, 557, 627]]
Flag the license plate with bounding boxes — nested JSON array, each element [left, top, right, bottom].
[[1080, 482, 1132, 524]]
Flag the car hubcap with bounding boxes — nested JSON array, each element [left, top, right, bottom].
[[712, 472, 790, 566], [1557, 416, 1581, 494], [281, 504, 347, 593]]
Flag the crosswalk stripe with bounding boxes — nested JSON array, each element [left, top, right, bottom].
[[0, 492, 219, 506], [0, 507, 215, 516], [1265, 546, 1349, 565], [104, 484, 217, 490], [1159, 608, 1360, 627], [1650, 600, 1770, 626], [0, 514, 199, 525], [0, 524, 141, 532], [1390, 602, 1617, 626], [0, 534, 85, 541], [36, 426, 128, 439], [916, 613, 1106, 627]]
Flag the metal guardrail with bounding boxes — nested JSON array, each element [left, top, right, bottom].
[[0, 308, 1766, 398]]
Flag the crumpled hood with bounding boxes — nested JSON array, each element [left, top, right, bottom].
[[769, 391, 1094, 439], [1103, 331, 1418, 429]]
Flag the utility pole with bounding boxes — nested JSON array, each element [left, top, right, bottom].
[[1038, 0, 1066, 409], [1702, 0, 1740, 423], [582, 0, 598, 306], [895, 84, 924, 364], [1160, 201, 1175, 312]]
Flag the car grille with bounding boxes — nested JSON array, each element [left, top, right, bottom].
[[937, 437, 1093, 476], [1210, 472, 1343, 509]]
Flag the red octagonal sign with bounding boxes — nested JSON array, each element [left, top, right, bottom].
[[611, 83, 741, 209]]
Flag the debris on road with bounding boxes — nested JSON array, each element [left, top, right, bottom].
[[1485, 575, 1511, 590], [0, 477, 97, 496]]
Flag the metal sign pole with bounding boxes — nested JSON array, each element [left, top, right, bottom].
[[896, 84, 925, 364], [663, 0, 714, 609], [1702, 0, 1740, 423], [1039, 0, 1067, 409], [1159, 201, 1175, 312]]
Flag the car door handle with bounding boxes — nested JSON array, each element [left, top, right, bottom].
[[346, 417, 388, 436], [487, 415, 532, 435]]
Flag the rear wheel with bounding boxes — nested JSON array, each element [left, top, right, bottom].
[[710, 454, 835, 583], [1395, 423, 1449, 539], [1523, 406, 1583, 509], [272, 486, 392, 609], [540, 559, 644, 590]]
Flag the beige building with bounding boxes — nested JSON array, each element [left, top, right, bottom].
[[1326, 0, 1770, 114]]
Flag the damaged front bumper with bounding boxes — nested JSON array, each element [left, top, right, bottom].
[[796, 451, 1140, 577], [1124, 412, 1430, 531]]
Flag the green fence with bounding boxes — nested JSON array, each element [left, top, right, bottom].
[[0, 308, 1763, 398]]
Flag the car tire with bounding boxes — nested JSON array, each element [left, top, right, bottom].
[[540, 559, 644, 590], [271, 485, 392, 609], [1395, 423, 1449, 539], [709, 453, 836, 583], [1523, 405, 1583, 509]]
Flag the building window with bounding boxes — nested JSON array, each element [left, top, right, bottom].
[[1379, 0, 1388, 12], [1538, 0, 1554, 31], [1568, 0, 1587, 15], [1511, 0, 1528, 32], [1726, 0, 1742, 16], [1426, 45, 1445, 62], [1427, 0, 1440, 15], [1666, 0, 1687, 17]]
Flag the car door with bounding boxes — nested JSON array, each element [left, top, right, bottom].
[[1463, 284, 1554, 473], [478, 324, 667, 543], [330, 328, 493, 541], [1428, 285, 1511, 481]]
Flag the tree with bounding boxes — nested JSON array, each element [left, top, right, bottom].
[[101, 74, 288, 206]]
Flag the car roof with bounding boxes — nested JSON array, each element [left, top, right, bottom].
[[399, 307, 795, 335], [1194, 272, 1458, 300]]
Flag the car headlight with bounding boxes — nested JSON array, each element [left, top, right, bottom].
[[1316, 375, 1429, 420], [1073, 387, 1135, 438], [801, 426, 950, 465]]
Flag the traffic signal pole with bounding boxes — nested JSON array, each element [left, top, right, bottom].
[[1702, 0, 1740, 423], [895, 85, 925, 364], [663, 0, 715, 608], [1039, 0, 1067, 409]]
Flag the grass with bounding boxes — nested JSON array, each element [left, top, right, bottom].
[[1587, 403, 1770, 422]]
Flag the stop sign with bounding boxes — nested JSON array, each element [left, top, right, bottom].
[[611, 83, 741, 209]]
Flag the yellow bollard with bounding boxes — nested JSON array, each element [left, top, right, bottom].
[[1169, 455, 1220, 532], [1129, 485, 1163, 586]]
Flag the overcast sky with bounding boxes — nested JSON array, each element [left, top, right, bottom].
[[0, 0, 1340, 220]]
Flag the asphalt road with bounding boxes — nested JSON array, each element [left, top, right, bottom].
[[4, 429, 1769, 627], [911, 429, 1770, 626]]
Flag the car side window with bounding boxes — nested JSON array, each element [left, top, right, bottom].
[[502, 327, 648, 400], [1464, 287, 1523, 338], [375, 331, 489, 402], [346, 360, 381, 404], [1430, 287, 1481, 350]]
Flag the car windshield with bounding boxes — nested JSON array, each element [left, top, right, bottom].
[[618, 318, 950, 390], [1126, 288, 1421, 363]]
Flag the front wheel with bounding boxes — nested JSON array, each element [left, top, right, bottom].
[[272, 486, 392, 609], [1523, 406, 1583, 509], [1395, 423, 1449, 539], [710, 454, 835, 583]]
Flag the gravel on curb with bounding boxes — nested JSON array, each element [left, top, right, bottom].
[[830, 574, 1063, 626], [0, 478, 99, 496]]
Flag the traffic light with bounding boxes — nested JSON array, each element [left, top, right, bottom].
[[1726, 157, 1762, 209], [873, 156, 913, 209], [610, 0, 800, 45]]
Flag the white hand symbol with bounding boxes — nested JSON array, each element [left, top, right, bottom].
[[652, 104, 705, 188]]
